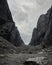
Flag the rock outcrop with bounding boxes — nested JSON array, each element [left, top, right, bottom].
[[0, 0, 24, 46], [29, 6, 52, 46]]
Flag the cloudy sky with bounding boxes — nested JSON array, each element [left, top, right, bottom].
[[7, 0, 52, 45]]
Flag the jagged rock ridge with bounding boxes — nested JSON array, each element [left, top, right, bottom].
[[0, 0, 24, 46], [29, 6, 52, 46]]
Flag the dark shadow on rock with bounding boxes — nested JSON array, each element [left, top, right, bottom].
[[29, 6, 52, 47], [0, 0, 24, 46]]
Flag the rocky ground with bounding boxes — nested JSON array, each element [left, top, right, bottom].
[[0, 37, 52, 65], [0, 46, 52, 65]]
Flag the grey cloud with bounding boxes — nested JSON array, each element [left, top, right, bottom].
[[15, 11, 28, 22], [20, 33, 31, 45], [7, 0, 52, 45]]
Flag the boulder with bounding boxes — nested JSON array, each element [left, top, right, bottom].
[[23, 57, 48, 65]]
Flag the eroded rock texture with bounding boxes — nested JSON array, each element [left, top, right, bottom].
[[30, 6, 52, 46], [0, 0, 24, 46]]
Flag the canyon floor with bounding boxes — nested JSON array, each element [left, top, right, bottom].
[[0, 46, 52, 65]]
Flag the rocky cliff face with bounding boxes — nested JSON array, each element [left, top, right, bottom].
[[30, 28, 38, 46], [29, 6, 52, 46], [0, 0, 24, 46]]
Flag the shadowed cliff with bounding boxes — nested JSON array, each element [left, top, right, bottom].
[[0, 0, 24, 46], [29, 6, 52, 47]]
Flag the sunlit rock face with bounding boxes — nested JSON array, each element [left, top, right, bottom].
[[0, 0, 24, 46], [29, 6, 52, 46]]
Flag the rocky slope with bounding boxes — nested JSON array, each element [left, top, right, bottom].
[[0, 36, 17, 54], [0, 46, 52, 65], [0, 0, 24, 46], [29, 6, 52, 46]]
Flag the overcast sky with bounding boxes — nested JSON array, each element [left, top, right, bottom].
[[7, 0, 52, 45]]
